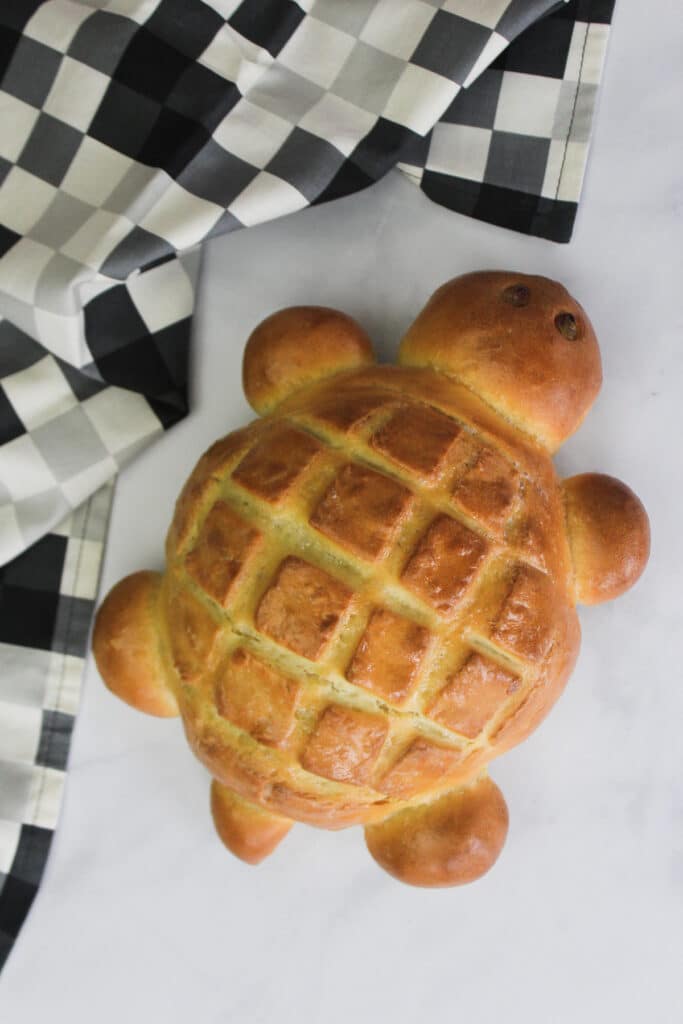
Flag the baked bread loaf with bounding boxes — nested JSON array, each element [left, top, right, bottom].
[[93, 272, 649, 886]]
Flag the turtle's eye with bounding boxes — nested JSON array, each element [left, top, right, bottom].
[[502, 284, 530, 307], [554, 312, 579, 340]]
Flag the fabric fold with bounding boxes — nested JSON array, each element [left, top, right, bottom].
[[0, 0, 615, 972]]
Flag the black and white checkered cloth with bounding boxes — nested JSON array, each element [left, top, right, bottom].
[[0, 0, 615, 969]]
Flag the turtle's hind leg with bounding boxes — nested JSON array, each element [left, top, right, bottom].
[[364, 774, 508, 887], [210, 781, 292, 865]]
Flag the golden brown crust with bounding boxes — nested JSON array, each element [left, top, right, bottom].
[[399, 272, 602, 452], [93, 571, 178, 717], [243, 306, 375, 415], [94, 281, 648, 882], [563, 473, 650, 605], [210, 780, 292, 865], [364, 775, 509, 886]]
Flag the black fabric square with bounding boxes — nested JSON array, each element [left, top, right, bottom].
[[152, 319, 191, 390], [146, 383, 190, 430], [177, 139, 256, 207], [411, 10, 490, 83], [0, 223, 20, 259], [89, 81, 161, 160], [266, 128, 345, 202], [166, 61, 240, 133], [348, 117, 416, 179], [7, 826, 52, 887], [94, 337, 175, 399], [1, 36, 63, 108], [68, 11, 138, 76], [145, 0, 224, 61], [0, 876, 37, 940], [0, 322, 45, 375], [52, 595, 95, 658], [84, 285, 149, 361], [574, 0, 615, 23], [36, 710, 74, 772], [229, 0, 305, 57], [137, 107, 209, 178], [316, 161, 374, 205], [0, 385, 26, 444], [1, 534, 67, 592], [485, 131, 550, 195], [0, 156, 12, 187], [0, 584, 60, 650], [17, 113, 82, 187], [0, 0, 44, 33], [57, 360, 107, 402], [493, 8, 573, 78], [420, 172, 576, 243], [442, 68, 504, 129], [0, 27, 19, 78], [114, 27, 193, 103], [100, 226, 175, 280]]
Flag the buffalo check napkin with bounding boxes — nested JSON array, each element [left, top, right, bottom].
[[0, 0, 615, 969]]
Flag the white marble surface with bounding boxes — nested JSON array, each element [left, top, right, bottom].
[[2, 3, 682, 1020]]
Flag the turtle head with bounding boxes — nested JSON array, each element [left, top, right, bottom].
[[398, 271, 602, 452]]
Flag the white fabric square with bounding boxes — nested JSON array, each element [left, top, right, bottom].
[[44, 652, 86, 716], [60, 209, 133, 270], [102, 0, 160, 23], [2, 356, 77, 432], [0, 702, 42, 765], [444, 0, 509, 30], [0, 168, 57, 236], [494, 71, 562, 137], [199, 25, 272, 92], [61, 137, 133, 207], [0, 435, 55, 502], [0, 505, 24, 565], [361, 0, 435, 60], [427, 123, 492, 181], [83, 387, 161, 456], [34, 308, 89, 366], [300, 93, 376, 157], [0, 93, 40, 162], [278, 17, 356, 90], [0, 819, 21, 875], [24, 0, 92, 49], [556, 139, 587, 202], [581, 24, 609, 86], [27, 765, 63, 830], [463, 31, 507, 88], [140, 180, 223, 251], [128, 260, 194, 333], [61, 537, 104, 599], [213, 100, 291, 169], [43, 57, 110, 133], [540, 138, 565, 198], [228, 170, 308, 227], [0, 238, 55, 305], [207, 0, 242, 16], [60, 456, 118, 505], [385, 64, 458, 135]]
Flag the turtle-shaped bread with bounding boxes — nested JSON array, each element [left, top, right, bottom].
[[94, 272, 649, 886]]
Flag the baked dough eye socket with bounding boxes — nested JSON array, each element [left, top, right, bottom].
[[502, 284, 530, 307], [555, 312, 579, 340]]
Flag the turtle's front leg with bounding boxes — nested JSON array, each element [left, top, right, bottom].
[[210, 781, 292, 865], [364, 775, 508, 887], [563, 474, 650, 605]]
